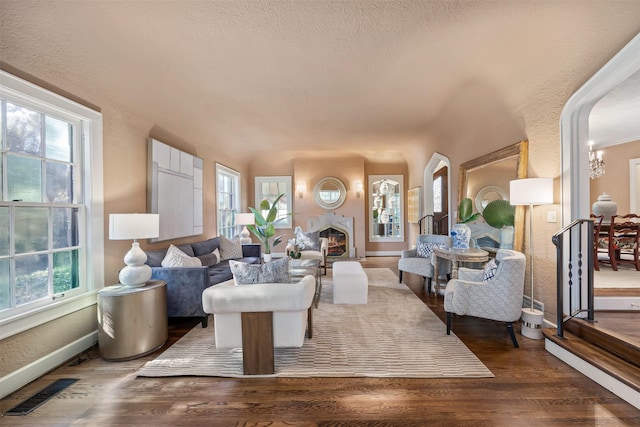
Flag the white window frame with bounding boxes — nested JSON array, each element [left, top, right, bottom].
[[254, 176, 292, 228], [216, 163, 240, 239], [0, 70, 104, 339]]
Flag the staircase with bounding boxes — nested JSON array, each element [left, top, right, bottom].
[[549, 219, 640, 409]]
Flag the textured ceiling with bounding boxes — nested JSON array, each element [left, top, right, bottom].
[[1, 1, 639, 163]]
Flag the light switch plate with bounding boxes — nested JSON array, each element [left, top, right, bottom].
[[547, 211, 557, 223]]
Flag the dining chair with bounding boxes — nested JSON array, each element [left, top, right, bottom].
[[606, 214, 640, 271]]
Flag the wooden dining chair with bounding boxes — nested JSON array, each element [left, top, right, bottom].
[[607, 214, 640, 271]]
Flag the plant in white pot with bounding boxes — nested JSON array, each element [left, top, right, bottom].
[[247, 193, 289, 262], [482, 199, 515, 249]]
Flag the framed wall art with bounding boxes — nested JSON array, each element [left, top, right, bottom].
[[407, 187, 422, 223]]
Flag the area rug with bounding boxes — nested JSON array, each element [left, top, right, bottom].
[[136, 268, 493, 378]]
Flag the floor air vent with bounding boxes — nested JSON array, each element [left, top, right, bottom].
[[5, 378, 78, 416]]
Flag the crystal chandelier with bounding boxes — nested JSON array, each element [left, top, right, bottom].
[[589, 141, 605, 179]]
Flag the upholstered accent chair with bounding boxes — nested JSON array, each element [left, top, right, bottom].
[[444, 249, 526, 348], [398, 234, 452, 293], [285, 227, 329, 274]]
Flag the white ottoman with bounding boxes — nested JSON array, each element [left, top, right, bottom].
[[332, 261, 368, 304]]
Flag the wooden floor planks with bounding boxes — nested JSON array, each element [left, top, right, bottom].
[[1, 257, 639, 426]]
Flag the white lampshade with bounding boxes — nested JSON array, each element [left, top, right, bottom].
[[509, 178, 554, 206], [236, 213, 255, 225], [109, 213, 159, 287], [109, 214, 159, 240]]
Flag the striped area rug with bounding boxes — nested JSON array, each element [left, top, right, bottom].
[[136, 268, 493, 378]]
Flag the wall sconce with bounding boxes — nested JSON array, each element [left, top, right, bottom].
[[296, 183, 306, 199], [354, 181, 363, 198]]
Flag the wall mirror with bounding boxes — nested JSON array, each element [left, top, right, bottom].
[[369, 174, 404, 242], [314, 177, 347, 210], [459, 140, 528, 252]]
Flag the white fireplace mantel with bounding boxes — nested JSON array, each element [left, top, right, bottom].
[[308, 213, 356, 258]]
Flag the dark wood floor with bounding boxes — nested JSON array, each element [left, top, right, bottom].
[[2, 257, 640, 426]]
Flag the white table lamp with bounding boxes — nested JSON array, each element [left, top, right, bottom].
[[236, 213, 255, 245], [109, 213, 160, 287], [510, 178, 554, 339]]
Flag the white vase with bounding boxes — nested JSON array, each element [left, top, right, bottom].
[[450, 223, 471, 249], [592, 193, 617, 220], [263, 253, 272, 263], [500, 225, 514, 249]]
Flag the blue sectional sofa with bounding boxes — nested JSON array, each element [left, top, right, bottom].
[[145, 237, 261, 327]]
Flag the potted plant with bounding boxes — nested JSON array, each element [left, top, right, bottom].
[[247, 193, 289, 262], [451, 198, 479, 248], [482, 199, 515, 249]]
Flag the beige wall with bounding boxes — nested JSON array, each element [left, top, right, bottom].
[[590, 140, 640, 215], [247, 155, 408, 256]]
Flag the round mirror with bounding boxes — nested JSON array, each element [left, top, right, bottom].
[[475, 185, 508, 213], [314, 177, 347, 210]]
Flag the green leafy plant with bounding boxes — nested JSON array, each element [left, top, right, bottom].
[[482, 199, 515, 229], [247, 193, 289, 254], [458, 197, 480, 223]]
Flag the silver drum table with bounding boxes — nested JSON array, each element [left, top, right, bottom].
[[97, 280, 168, 361]]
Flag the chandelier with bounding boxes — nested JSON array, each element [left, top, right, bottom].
[[589, 141, 605, 179]]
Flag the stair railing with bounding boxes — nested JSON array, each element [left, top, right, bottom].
[[551, 218, 595, 338], [418, 214, 434, 235]]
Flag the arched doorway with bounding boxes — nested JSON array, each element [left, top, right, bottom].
[[423, 153, 452, 235], [560, 33, 640, 312]]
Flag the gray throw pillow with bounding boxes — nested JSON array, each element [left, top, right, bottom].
[[229, 257, 290, 285], [296, 229, 320, 251], [220, 235, 243, 260]]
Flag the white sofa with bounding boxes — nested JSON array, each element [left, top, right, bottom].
[[201, 275, 316, 349]]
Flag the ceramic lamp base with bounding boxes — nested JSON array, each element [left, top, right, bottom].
[[521, 308, 544, 340]]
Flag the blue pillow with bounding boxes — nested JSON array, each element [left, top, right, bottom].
[[416, 241, 438, 258]]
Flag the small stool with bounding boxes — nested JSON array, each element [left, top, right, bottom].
[[332, 261, 368, 304]]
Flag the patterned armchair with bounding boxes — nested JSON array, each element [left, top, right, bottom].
[[398, 234, 452, 293], [444, 249, 526, 348]]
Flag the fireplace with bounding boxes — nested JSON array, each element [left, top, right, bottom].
[[307, 213, 356, 259], [320, 227, 348, 258]]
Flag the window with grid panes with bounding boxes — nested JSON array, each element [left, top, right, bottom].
[[1, 71, 103, 329], [216, 163, 240, 239]]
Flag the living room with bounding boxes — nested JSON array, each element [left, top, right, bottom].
[[1, 1, 640, 423]]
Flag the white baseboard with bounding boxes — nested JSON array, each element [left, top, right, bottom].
[[365, 251, 402, 257], [545, 338, 640, 410], [595, 296, 640, 311], [0, 331, 98, 399]]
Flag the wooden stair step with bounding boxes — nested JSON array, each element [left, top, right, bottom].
[[543, 327, 640, 393], [564, 318, 640, 368]]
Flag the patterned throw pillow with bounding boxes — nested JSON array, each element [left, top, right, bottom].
[[230, 257, 290, 285], [416, 241, 438, 258], [482, 258, 499, 282], [219, 235, 243, 260], [197, 248, 220, 267], [161, 244, 202, 268], [295, 228, 321, 251]]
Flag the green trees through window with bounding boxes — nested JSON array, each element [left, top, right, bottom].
[[0, 98, 81, 310]]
